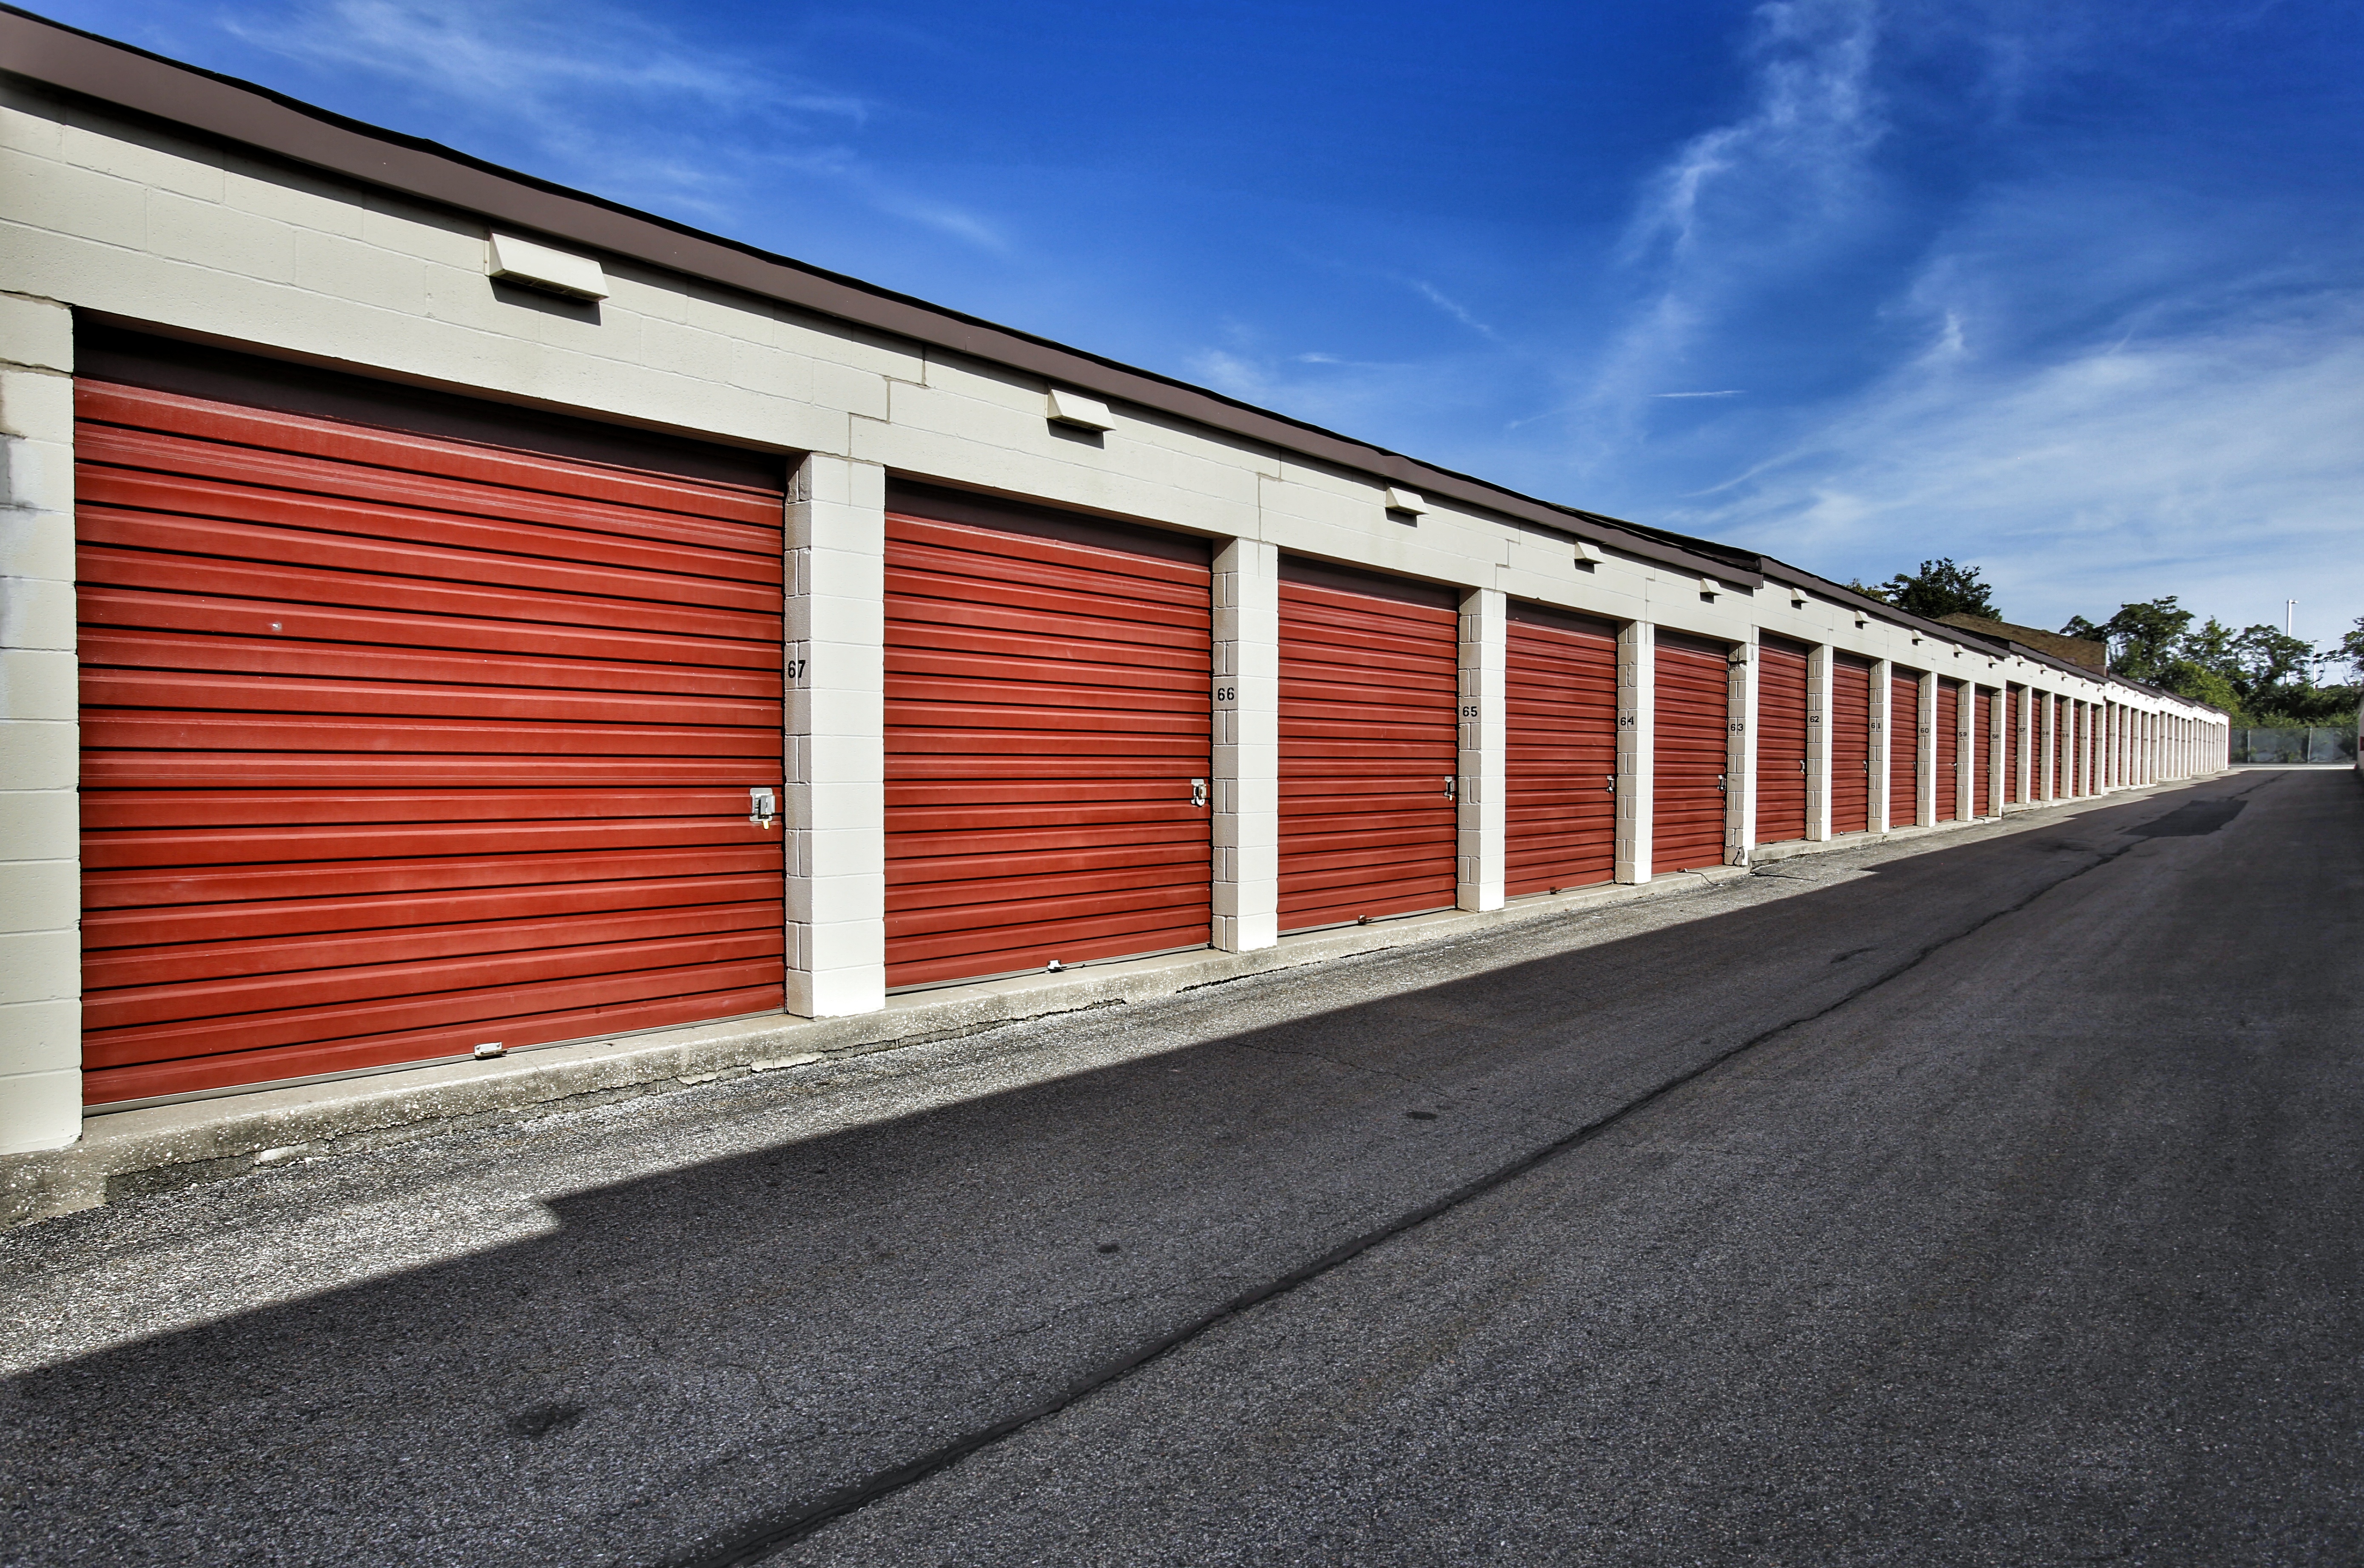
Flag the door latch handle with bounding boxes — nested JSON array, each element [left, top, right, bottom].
[[1443, 776, 1458, 803], [1605, 774, 1616, 794], [1191, 778, 1207, 810], [1717, 773, 1728, 794], [749, 786, 777, 828]]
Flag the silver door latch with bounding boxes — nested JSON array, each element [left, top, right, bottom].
[[749, 786, 777, 828], [1717, 773, 1728, 794], [1605, 774, 1616, 794], [1191, 778, 1208, 809], [1443, 776, 1458, 803]]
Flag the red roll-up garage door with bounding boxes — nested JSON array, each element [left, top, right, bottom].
[[77, 360, 787, 1107], [1933, 679, 1961, 822], [1972, 686, 1994, 817], [883, 487, 1211, 989], [1504, 602, 1619, 896], [1755, 635, 1809, 845], [1279, 560, 1459, 930], [1653, 631, 1730, 872], [1830, 652, 1872, 835], [1889, 669, 1923, 828]]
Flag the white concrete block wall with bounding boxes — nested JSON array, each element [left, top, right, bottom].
[[0, 291, 80, 1153], [1616, 621, 1653, 883], [785, 455, 886, 1017], [1213, 538, 1280, 952], [1457, 588, 1506, 912]]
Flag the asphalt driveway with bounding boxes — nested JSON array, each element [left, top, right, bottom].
[[3, 769, 2355, 1567]]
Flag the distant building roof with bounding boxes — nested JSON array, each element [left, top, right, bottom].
[[1937, 614, 2108, 673]]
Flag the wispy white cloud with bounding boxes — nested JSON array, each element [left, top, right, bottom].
[[1665, 283, 2364, 634], [1568, 0, 1885, 456], [224, 0, 1003, 245], [1653, 389, 1747, 398], [1404, 278, 1500, 340]]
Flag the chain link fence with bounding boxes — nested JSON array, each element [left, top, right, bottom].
[[2227, 727, 2358, 764]]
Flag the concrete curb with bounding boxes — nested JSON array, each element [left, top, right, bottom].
[[0, 777, 2223, 1229]]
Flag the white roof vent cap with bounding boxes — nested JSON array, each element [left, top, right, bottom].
[[486, 233, 609, 300], [1046, 389, 1117, 430]]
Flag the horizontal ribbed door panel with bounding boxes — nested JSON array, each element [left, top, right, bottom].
[[1890, 670, 1923, 826], [1755, 635, 1809, 844], [2004, 687, 2021, 803], [884, 504, 1211, 988], [1831, 653, 1872, 835], [1934, 679, 1961, 821], [1279, 567, 1459, 930], [2053, 697, 2068, 797], [1653, 632, 1730, 872], [1973, 687, 1994, 817], [77, 379, 785, 1106], [1504, 605, 1618, 896]]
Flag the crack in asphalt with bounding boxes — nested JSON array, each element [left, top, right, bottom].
[[669, 780, 2259, 1568]]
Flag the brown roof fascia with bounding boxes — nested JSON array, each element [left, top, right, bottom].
[[0, 5, 1758, 587], [1754, 559, 2023, 661]]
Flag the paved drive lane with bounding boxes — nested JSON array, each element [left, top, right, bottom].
[[4, 771, 2356, 1566]]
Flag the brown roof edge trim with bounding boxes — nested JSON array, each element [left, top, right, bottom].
[[1756, 555, 2179, 698], [0, 6, 1755, 588]]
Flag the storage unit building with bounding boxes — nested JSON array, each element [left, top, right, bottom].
[[0, 13, 2232, 1150]]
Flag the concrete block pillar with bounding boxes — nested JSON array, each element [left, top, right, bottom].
[[2015, 685, 2034, 804], [2085, 701, 2100, 794], [1916, 670, 1939, 826], [1955, 678, 1976, 821], [1212, 538, 1281, 950], [0, 293, 81, 1154], [1615, 620, 1653, 884], [1987, 684, 2007, 814], [1456, 587, 1506, 912], [1869, 658, 1892, 832], [785, 453, 886, 1018], [1726, 640, 1756, 864], [1805, 643, 1832, 841]]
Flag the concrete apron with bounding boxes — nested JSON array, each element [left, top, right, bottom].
[[1, 777, 2222, 1229]]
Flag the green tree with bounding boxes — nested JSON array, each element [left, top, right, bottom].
[[2096, 597, 2193, 682], [2323, 615, 2364, 683], [1878, 559, 1999, 620], [2228, 623, 2316, 701]]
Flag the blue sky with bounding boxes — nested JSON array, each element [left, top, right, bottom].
[[38, 0, 2364, 648]]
